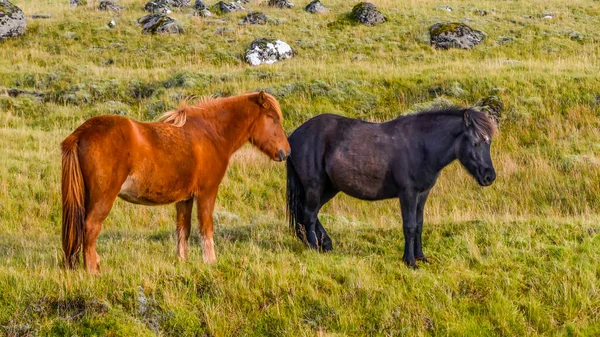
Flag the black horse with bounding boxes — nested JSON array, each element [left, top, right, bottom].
[[286, 107, 497, 268]]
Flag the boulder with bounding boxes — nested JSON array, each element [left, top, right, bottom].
[[242, 12, 267, 25], [429, 22, 485, 49], [305, 0, 328, 14], [193, 0, 207, 10], [167, 0, 190, 6], [98, 1, 123, 12], [212, 1, 244, 13], [0, 0, 26, 41], [351, 2, 385, 26], [138, 14, 184, 34], [144, 2, 172, 14], [245, 38, 293, 66], [268, 0, 293, 8]]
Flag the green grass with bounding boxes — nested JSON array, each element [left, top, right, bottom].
[[1, 0, 599, 335]]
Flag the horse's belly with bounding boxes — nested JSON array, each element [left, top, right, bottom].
[[327, 157, 395, 200], [118, 176, 181, 206]]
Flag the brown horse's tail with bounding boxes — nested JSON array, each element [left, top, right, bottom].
[[286, 159, 307, 242], [61, 134, 86, 269]]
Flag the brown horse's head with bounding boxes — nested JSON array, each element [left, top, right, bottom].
[[249, 91, 291, 161]]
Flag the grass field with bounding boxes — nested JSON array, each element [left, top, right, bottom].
[[1, 0, 599, 335]]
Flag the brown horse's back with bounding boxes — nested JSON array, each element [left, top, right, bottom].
[[72, 115, 201, 206]]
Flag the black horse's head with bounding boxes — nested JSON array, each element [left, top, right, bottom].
[[456, 109, 497, 186]]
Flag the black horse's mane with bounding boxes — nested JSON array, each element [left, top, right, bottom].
[[400, 106, 497, 141]]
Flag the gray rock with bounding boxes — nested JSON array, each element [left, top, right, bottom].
[[107, 19, 116, 28], [429, 22, 485, 49], [167, 0, 190, 6], [245, 38, 293, 66], [305, 0, 328, 13], [69, 0, 85, 7], [194, 9, 212, 16], [0, 0, 26, 41], [31, 14, 52, 19], [351, 2, 385, 26], [144, 2, 172, 14], [213, 1, 244, 13], [5, 88, 45, 101], [193, 0, 207, 10], [242, 12, 267, 24], [138, 14, 184, 34], [99, 1, 123, 12], [438, 5, 452, 11], [268, 0, 294, 8]]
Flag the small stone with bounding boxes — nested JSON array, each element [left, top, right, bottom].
[[305, 0, 328, 14], [438, 5, 452, 12], [214, 27, 232, 35], [268, 0, 293, 8], [241, 12, 267, 25], [497, 36, 514, 45], [194, 9, 212, 17], [212, 1, 244, 13], [69, 0, 85, 7], [569, 30, 583, 41], [138, 14, 184, 34], [429, 22, 485, 49], [107, 20, 116, 28], [98, 0, 123, 12], [351, 2, 386, 26], [0, 0, 27, 41], [245, 38, 293, 66], [31, 14, 53, 19]]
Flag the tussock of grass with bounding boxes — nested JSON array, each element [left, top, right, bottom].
[[1, 0, 599, 335]]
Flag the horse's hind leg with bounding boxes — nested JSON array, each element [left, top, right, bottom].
[[175, 198, 194, 260], [302, 188, 321, 251], [315, 188, 338, 252], [83, 191, 119, 274]]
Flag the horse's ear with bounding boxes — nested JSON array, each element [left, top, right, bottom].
[[463, 110, 472, 128], [257, 91, 268, 108]]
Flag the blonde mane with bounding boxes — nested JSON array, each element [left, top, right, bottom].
[[158, 92, 283, 127]]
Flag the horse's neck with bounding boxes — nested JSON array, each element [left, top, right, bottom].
[[421, 125, 462, 172], [200, 102, 257, 155]]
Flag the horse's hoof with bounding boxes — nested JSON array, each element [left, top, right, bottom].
[[320, 242, 333, 253], [403, 259, 418, 270], [416, 256, 430, 263]]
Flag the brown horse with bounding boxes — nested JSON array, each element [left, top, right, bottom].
[[61, 91, 291, 273]]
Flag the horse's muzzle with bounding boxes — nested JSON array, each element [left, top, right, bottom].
[[278, 149, 290, 162]]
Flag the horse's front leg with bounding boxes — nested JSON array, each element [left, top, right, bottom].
[[175, 198, 194, 260], [399, 191, 418, 269], [197, 192, 218, 263], [415, 189, 431, 263]]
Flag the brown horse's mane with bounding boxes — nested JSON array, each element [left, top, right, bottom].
[[158, 92, 283, 128]]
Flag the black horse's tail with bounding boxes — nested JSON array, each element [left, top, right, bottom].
[[286, 159, 307, 242]]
